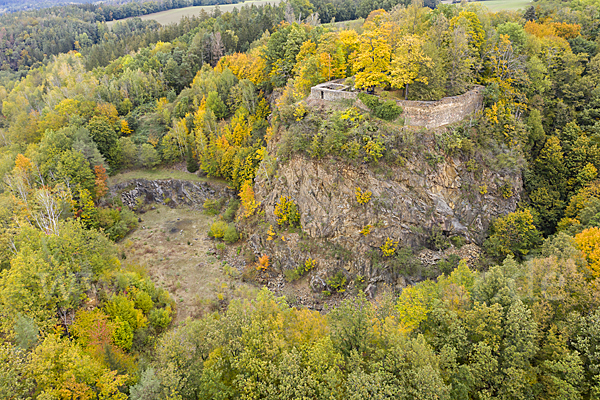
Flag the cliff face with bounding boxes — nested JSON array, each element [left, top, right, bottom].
[[108, 178, 230, 209], [251, 128, 522, 288]]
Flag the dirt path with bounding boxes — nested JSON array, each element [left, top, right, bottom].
[[121, 205, 258, 323]]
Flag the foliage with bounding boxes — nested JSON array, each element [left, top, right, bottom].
[[239, 181, 259, 218], [357, 93, 403, 121], [274, 196, 301, 228], [223, 224, 240, 243], [208, 220, 229, 239], [355, 187, 373, 205], [485, 209, 542, 261], [380, 237, 399, 256], [327, 271, 348, 293]]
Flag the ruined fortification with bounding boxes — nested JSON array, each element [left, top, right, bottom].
[[310, 79, 484, 128]]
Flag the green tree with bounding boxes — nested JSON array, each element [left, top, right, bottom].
[[485, 210, 542, 261]]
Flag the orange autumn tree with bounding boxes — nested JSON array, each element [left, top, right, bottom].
[[525, 20, 581, 39], [94, 165, 108, 199]]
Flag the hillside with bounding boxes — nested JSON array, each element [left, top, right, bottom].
[[3, 0, 600, 398]]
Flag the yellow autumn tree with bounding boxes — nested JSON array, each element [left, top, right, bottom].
[[216, 47, 268, 86], [353, 12, 393, 90], [575, 227, 600, 277], [389, 35, 432, 99], [240, 180, 259, 217]]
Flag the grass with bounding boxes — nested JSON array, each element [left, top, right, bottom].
[[108, 167, 227, 186], [122, 204, 257, 323], [473, 0, 532, 11], [107, 0, 282, 27], [322, 18, 364, 33]]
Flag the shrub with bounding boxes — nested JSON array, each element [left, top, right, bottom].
[[485, 209, 542, 261], [208, 220, 228, 239], [203, 198, 224, 215], [355, 187, 372, 205], [256, 254, 270, 271], [360, 225, 372, 235], [149, 306, 172, 330], [436, 254, 462, 275], [274, 196, 301, 227], [380, 238, 398, 257], [499, 181, 513, 199], [138, 144, 159, 168], [239, 181, 259, 218], [450, 236, 467, 248], [134, 291, 154, 314], [113, 317, 134, 351], [358, 93, 403, 121], [223, 224, 239, 243], [428, 226, 450, 251], [327, 271, 347, 293], [223, 199, 240, 222]]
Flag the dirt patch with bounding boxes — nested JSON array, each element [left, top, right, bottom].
[[121, 205, 258, 323]]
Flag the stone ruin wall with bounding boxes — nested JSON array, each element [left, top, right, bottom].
[[309, 81, 485, 129]]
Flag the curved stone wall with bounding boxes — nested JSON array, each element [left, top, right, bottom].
[[309, 80, 484, 129]]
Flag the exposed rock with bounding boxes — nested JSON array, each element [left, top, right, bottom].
[[249, 128, 522, 291], [108, 178, 231, 209]]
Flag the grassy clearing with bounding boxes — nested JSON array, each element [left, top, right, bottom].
[[108, 167, 227, 187], [322, 18, 364, 33], [106, 0, 282, 27], [122, 204, 258, 323], [473, 0, 532, 11]]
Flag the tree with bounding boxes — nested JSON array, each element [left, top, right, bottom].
[[389, 35, 432, 99], [138, 144, 159, 168], [353, 23, 392, 90], [574, 227, 600, 277], [485, 209, 542, 261], [87, 115, 119, 169]]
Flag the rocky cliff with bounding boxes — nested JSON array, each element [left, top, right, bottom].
[[108, 178, 231, 209], [248, 126, 523, 294]]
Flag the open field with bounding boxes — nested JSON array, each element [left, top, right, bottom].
[[473, 0, 532, 11], [106, 0, 282, 27], [122, 204, 258, 323]]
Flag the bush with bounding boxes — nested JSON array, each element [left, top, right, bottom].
[[138, 144, 159, 168], [134, 291, 154, 314], [113, 317, 134, 351], [208, 220, 228, 239], [149, 307, 172, 330], [436, 254, 462, 275], [274, 196, 301, 228], [223, 224, 239, 243], [358, 93, 403, 121], [203, 198, 225, 215], [327, 271, 347, 293], [223, 199, 240, 222]]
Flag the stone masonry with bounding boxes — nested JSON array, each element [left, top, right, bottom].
[[309, 79, 484, 129]]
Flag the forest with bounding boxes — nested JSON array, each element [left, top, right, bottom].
[[2, 0, 600, 398]]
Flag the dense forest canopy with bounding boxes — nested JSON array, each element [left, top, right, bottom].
[[2, 0, 600, 398]]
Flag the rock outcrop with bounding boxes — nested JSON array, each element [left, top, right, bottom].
[[250, 129, 522, 289], [109, 179, 230, 209]]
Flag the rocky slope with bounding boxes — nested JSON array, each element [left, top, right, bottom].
[[248, 126, 523, 294]]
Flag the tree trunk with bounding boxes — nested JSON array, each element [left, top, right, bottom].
[[405, 83, 408, 100]]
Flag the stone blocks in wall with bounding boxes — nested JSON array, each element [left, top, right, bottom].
[[309, 80, 484, 129]]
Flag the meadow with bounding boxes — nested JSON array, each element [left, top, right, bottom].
[[106, 0, 282, 26], [473, 0, 532, 11]]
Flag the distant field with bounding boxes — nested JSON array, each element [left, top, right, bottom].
[[323, 18, 365, 32], [473, 0, 532, 11], [106, 0, 282, 27]]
